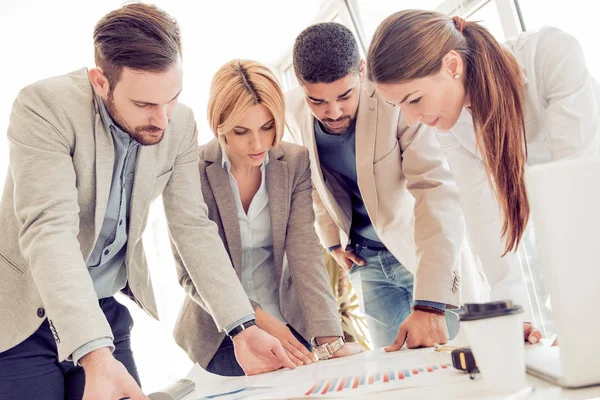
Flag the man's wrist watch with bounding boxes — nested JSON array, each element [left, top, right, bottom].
[[314, 337, 345, 360], [227, 319, 256, 339]]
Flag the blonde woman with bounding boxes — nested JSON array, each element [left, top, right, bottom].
[[174, 60, 362, 376]]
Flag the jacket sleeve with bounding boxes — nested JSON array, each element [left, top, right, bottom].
[[284, 149, 343, 339], [435, 130, 533, 321], [162, 117, 253, 331], [8, 87, 112, 361], [311, 188, 342, 248], [535, 28, 600, 159], [399, 121, 469, 308]]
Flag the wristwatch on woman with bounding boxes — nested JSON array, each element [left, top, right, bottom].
[[314, 336, 345, 360]]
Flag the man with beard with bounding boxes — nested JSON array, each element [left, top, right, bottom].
[[285, 23, 487, 352], [0, 4, 293, 400]]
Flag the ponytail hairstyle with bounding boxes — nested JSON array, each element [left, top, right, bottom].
[[367, 9, 528, 255]]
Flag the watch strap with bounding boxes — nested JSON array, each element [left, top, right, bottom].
[[227, 319, 256, 339], [315, 336, 345, 360]]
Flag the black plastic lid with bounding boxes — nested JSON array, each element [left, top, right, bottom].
[[459, 300, 523, 321]]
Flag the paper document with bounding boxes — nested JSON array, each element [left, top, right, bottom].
[[182, 348, 472, 399]]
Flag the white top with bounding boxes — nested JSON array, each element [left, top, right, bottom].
[[434, 26, 600, 320], [222, 150, 286, 323]]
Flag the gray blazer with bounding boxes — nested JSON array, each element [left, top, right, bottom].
[[173, 138, 342, 368], [0, 69, 253, 361]]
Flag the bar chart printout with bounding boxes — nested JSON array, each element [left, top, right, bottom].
[[304, 363, 453, 396]]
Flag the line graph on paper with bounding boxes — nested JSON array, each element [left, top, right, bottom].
[[304, 363, 453, 396]]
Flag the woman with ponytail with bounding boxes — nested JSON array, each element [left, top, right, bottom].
[[368, 10, 599, 343]]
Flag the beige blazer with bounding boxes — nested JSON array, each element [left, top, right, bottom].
[[285, 81, 488, 307], [0, 69, 253, 361], [173, 139, 342, 368], [434, 27, 600, 320]]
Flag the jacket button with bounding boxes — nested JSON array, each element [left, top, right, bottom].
[[37, 308, 45, 318]]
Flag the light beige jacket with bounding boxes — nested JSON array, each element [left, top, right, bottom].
[[285, 81, 488, 307], [173, 139, 342, 368], [0, 69, 253, 361]]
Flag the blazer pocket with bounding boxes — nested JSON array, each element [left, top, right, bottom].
[[373, 142, 401, 175], [151, 167, 174, 199], [0, 251, 24, 275]]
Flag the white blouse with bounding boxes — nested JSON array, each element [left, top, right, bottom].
[[434, 26, 600, 320], [222, 151, 287, 323]]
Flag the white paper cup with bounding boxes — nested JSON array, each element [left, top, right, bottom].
[[460, 301, 525, 393]]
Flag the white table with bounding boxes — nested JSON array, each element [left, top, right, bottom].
[[180, 348, 600, 400]]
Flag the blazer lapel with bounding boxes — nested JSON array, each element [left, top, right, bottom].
[[355, 83, 379, 224], [301, 110, 328, 195], [266, 146, 288, 283], [93, 112, 115, 242], [204, 143, 243, 279]]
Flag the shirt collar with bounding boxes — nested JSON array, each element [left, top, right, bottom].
[[98, 98, 138, 146]]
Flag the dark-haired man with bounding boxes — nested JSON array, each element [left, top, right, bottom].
[[0, 4, 293, 399], [286, 22, 487, 352]]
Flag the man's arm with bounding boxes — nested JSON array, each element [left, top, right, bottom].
[[8, 86, 113, 361], [8, 85, 147, 399], [161, 116, 254, 329]]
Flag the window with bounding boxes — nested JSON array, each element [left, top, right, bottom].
[[350, 0, 510, 53], [351, 0, 446, 47], [467, 1, 506, 41], [518, 0, 599, 77]]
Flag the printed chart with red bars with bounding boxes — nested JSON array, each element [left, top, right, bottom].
[[304, 362, 453, 396]]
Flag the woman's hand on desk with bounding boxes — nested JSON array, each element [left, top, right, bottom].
[[523, 322, 558, 346], [523, 322, 542, 344], [255, 308, 317, 367], [329, 342, 364, 359]]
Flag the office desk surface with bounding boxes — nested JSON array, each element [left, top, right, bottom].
[[182, 348, 600, 399]]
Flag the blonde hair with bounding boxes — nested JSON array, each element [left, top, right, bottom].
[[207, 59, 285, 147]]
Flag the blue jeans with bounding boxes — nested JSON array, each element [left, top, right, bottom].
[[206, 325, 311, 377], [0, 297, 140, 400], [348, 244, 460, 348]]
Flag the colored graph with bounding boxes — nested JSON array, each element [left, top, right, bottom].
[[304, 363, 453, 396]]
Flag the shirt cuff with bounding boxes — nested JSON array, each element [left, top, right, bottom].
[[327, 244, 342, 254], [224, 314, 255, 336], [72, 337, 115, 366], [413, 300, 446, 311]]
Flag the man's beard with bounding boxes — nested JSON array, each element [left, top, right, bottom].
[[105, 91, 165, 146], [320, 113, 357, 135]]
